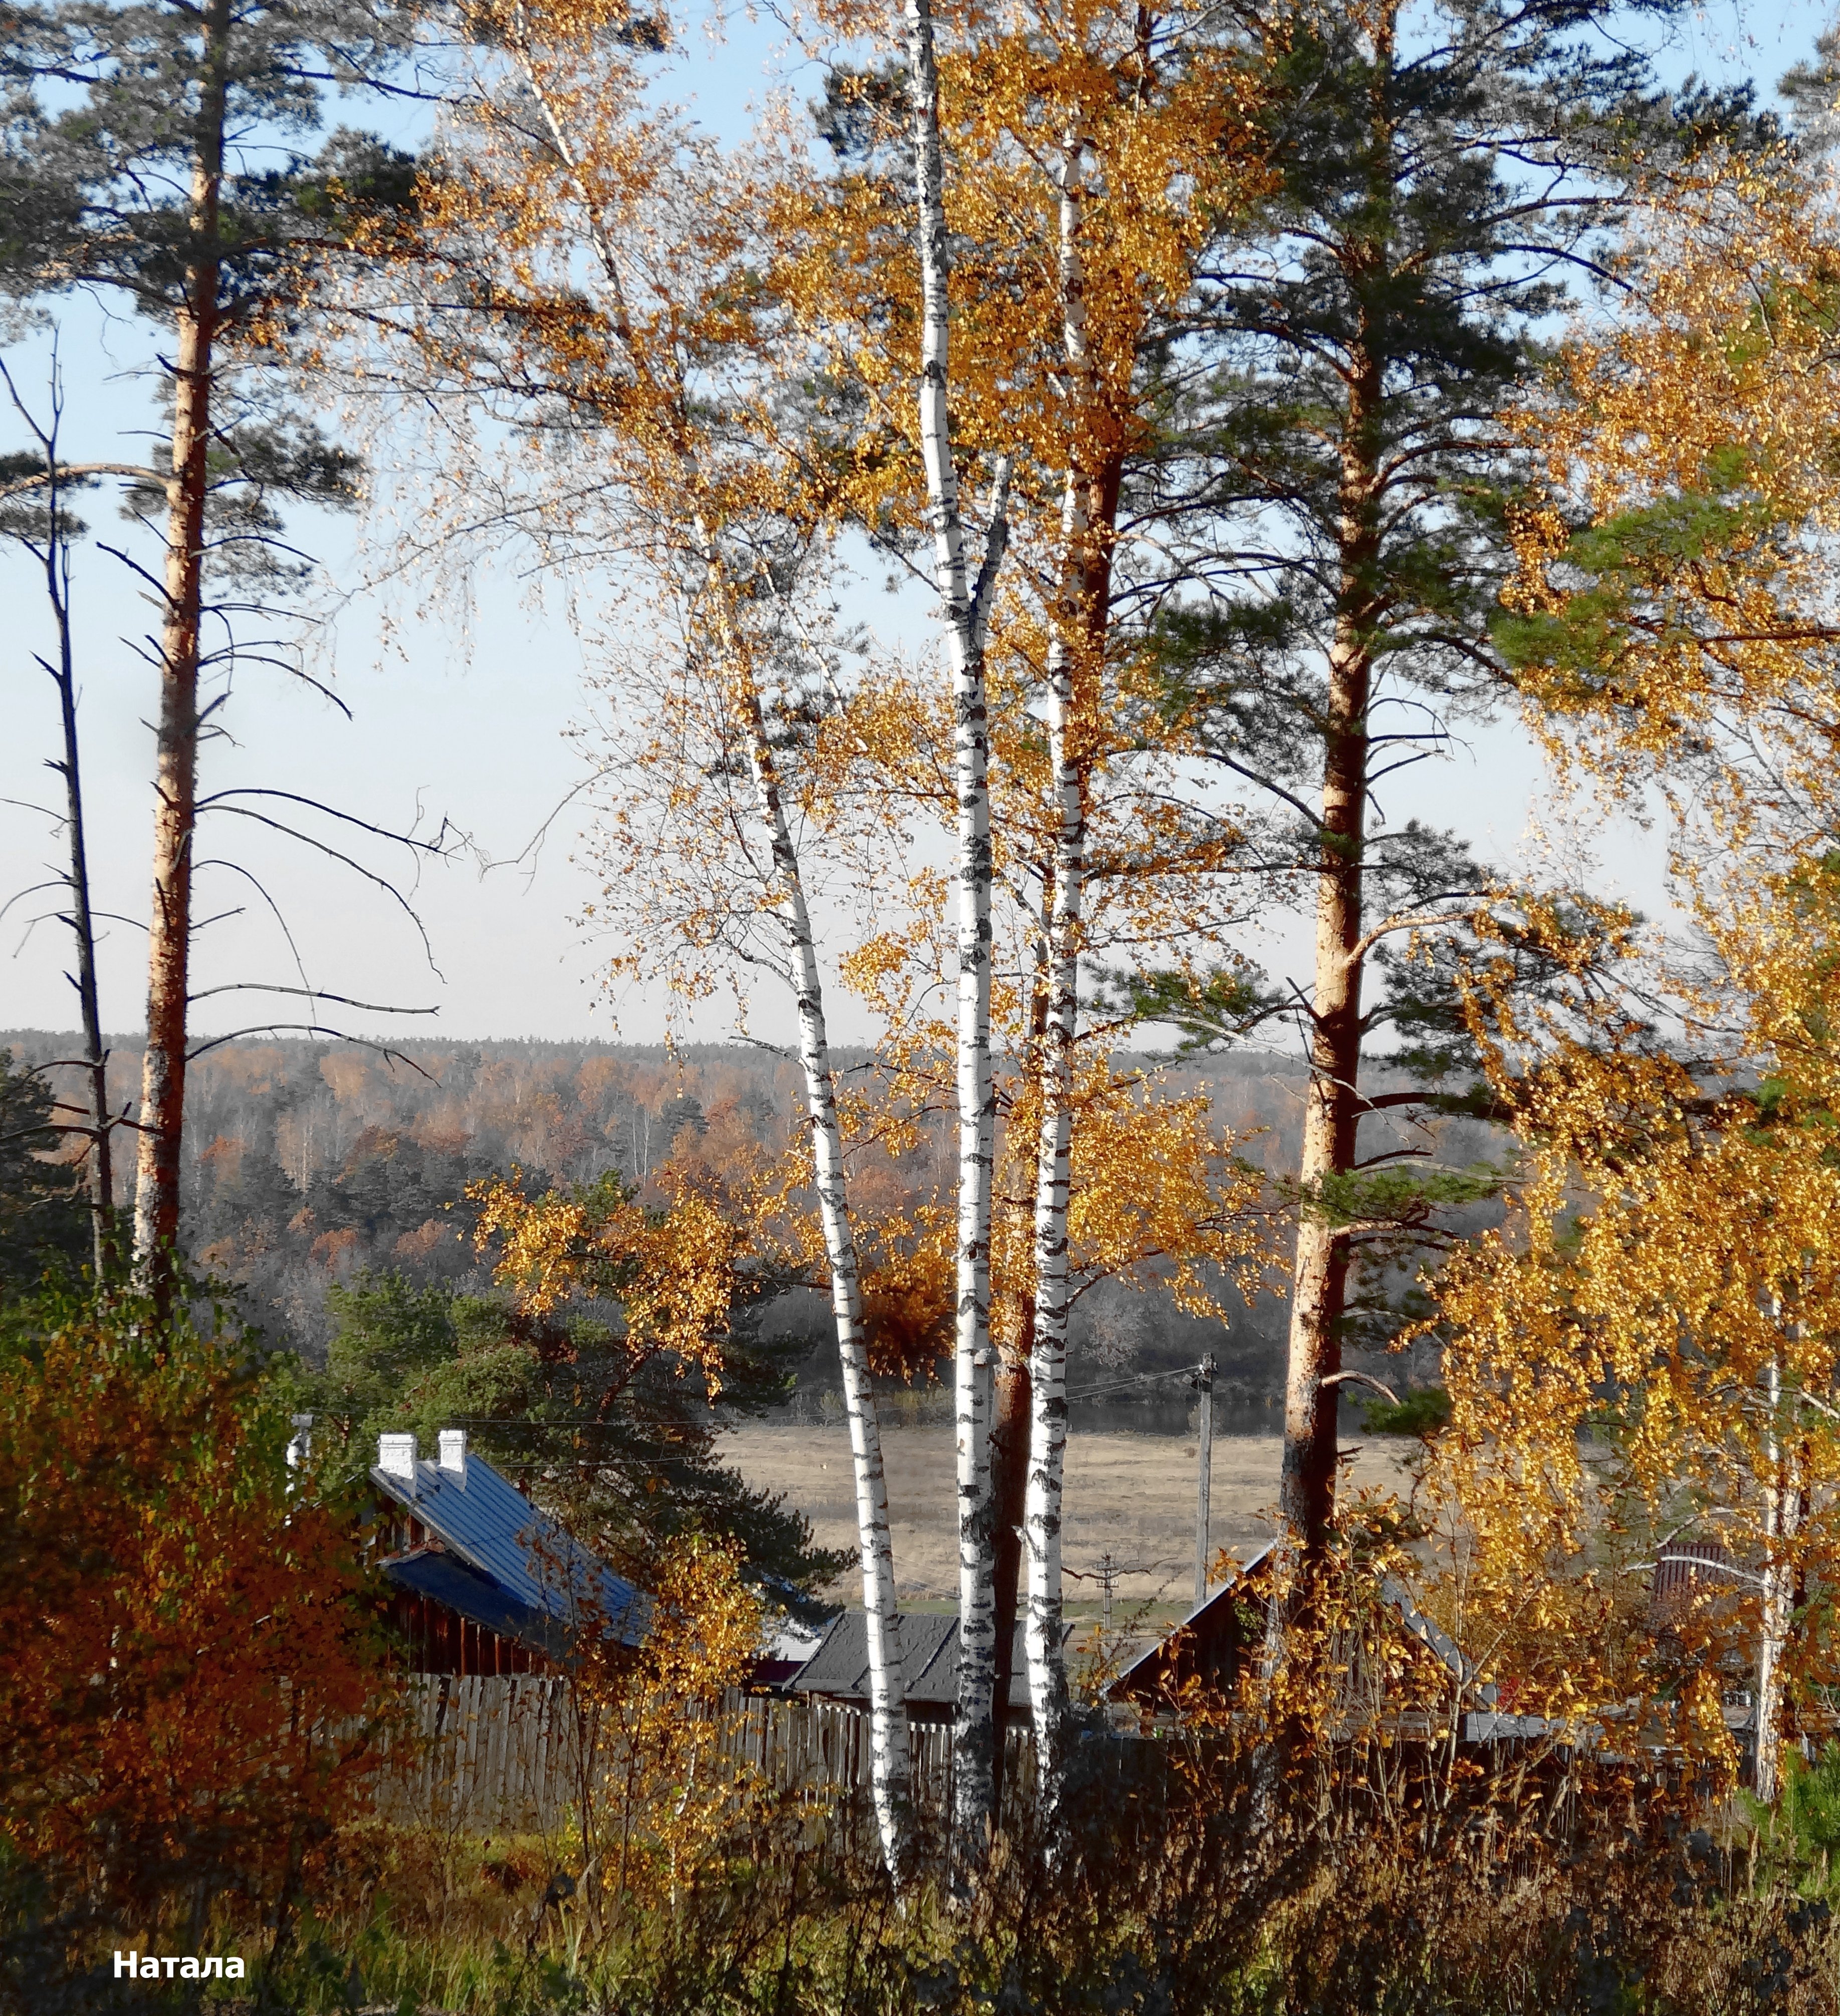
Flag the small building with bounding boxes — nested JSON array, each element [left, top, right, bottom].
[[787, 1612, 1072, 1725], [1108, 1548, 1565, 1743], [369, 1428, 649, 1676], [1108, 1545, 1278, 1706]]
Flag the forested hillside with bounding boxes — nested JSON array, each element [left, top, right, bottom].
[[6, 1029, 1480, 1397]]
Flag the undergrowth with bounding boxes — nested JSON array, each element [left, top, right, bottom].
[[15, 1779, 1840, 2015]]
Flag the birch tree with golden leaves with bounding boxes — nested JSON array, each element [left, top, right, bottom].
[[1435, 153, 1840, 1803], [783, 0, 1270, 1854], [362, 0, 927, 1880]]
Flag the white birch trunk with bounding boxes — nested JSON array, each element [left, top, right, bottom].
[[1024, 142, 1091, 1827], [904, 0, 1007, 1877], [738, 672, 915, 1880], [1755, 1351, 1800, 1806], [503, 30, 918, 1881]]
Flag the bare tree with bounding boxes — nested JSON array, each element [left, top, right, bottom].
[[1, 352, 121, 1273]]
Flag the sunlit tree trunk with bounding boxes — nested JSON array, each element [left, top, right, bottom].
[[1755, 1350, 1801, 1806], [506, 24, 920, 1880], [750, 718, 915, 1877], [133, 0, 231, 1292], [1024, 140, 1097, 1826], [905, 0, 1009, 1881], [987, 1345, 1030, 1816], [1273, 17, 1392, 1624]]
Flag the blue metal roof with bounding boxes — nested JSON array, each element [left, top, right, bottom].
[[382, 1548, 573, 1660], [371, 1448, 650, 1650]]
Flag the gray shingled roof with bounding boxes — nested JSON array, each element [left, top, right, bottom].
[[371, 1448, 649, 1649], [789, 1614, 1070, 1708]]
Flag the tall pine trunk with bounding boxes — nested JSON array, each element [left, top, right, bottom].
[[904, 0, 1005, 1878], [132, 0, 231, 1287], [1275, 593, 1371, 1568], [1274, 19, 1391, 1619]]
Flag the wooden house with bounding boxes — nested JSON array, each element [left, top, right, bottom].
[[1109, 1546, 1563, 1743], [368, 1429, 649, 1676]]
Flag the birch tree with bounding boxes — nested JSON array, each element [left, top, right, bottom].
[[1432, 151, 1840, 1802], [364, 2, 922, 1877], [903, 0, 1011, 1871], [785, 0, 1269, 1837]]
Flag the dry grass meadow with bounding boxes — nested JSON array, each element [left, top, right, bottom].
[[723, 1423, 1414, 1630]]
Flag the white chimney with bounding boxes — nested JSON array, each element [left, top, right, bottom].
[[437, 1428, 468, 1489], [377, 1431, 418, 1497]]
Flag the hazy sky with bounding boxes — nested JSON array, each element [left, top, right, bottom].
[[0, 1, 1828, 1050]]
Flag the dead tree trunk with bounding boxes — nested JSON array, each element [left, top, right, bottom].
[[47, 475, 115, 1275]]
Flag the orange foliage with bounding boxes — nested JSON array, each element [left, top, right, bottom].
[[0, 1294, 395, 1929], [470, 1171, 743, 1389]]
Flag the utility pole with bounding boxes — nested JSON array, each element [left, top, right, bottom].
[[1194, 1353, 1216, 1610], [1100, 1551, 1115, 1645]]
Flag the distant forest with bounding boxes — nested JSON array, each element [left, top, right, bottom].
[[3, 1032, 1483, 1401]]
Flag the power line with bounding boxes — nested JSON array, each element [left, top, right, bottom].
[[1063, 1358, 1209, 1406]]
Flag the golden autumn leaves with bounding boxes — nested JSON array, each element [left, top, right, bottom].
[[1421, 152, 1840, 1788], [417, 0, 1282, 1452], [467, 1054, 1268, 1397]]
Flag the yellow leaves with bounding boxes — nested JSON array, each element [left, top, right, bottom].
[[573, 1533, 770, 1905], [857, 1205, 957, 1380], [781, 0, 1271, 550], [471, 1172, 742, 1388], [985, 1061, 1269, 1357], [1506, 152, 1840, 842]]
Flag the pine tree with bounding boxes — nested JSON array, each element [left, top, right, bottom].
[[1147, 0, 1717, 1599], [1, 0, 417, 1297]]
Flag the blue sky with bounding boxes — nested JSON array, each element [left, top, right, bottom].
[[0, 0, 1829, 1050]]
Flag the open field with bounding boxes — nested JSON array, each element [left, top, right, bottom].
[[723, 1423, 1415, 1621]]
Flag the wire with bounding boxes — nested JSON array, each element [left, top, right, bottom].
[[1063, 1359, 1209, 1406]]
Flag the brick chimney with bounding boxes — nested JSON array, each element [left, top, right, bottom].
[[377, 1431, 418, 1498], [437, 1427, 468, 1489]]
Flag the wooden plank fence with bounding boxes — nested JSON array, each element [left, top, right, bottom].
[[361, 1677, 1036, 1836]]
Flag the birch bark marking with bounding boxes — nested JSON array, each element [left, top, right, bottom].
[[133, 0, 233, 1284], [1025, 139, 1094, 1823], [904, 0, 1007, 1877], [1755, 1347, 1801, 1806]]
